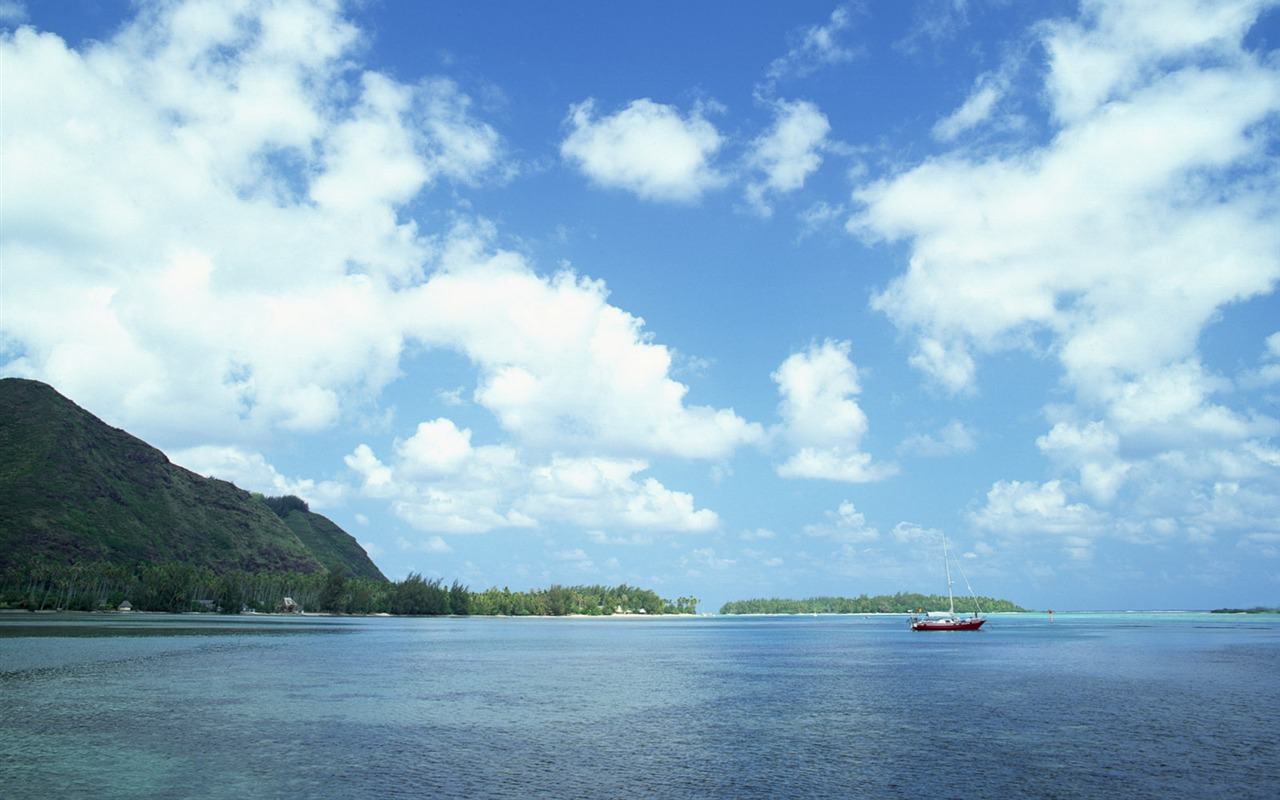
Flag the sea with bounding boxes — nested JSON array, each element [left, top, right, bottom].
[[1, 611, 1277, 800]]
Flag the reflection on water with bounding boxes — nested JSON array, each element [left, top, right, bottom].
[[2, 613, 1277, 800]]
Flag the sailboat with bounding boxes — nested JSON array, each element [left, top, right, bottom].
[[910, 533, 986, 631]]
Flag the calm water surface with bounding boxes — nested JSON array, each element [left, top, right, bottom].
[[2, 612, 1277, 799]]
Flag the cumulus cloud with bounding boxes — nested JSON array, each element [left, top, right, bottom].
[[772, 340, 896, 482], [0, 3, 486, 441], [344, 420, 718, 536], [1239, 332, 1280, 388], [405, 225, 764, 460], [523, 455, 719, 532], [852, 0, 1279, 547], [170, 444, 347, 508], [970, 480, 1106, 540], [854, 0, 1279, 400], [1, 1, 763, 542], [804, 501, 879, 543], [744, 99, 832, 216], [1036, 421, 1130, 504], [560, 98, 726, 202], [1039, 0, 1269, 124]]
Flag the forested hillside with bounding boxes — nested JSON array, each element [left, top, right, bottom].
[[0, 378, 381, 579]]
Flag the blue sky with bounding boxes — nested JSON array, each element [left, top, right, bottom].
[[3, 0, 1278, 611]]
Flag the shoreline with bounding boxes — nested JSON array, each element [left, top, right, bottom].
[[5, 608, 1276, 620]]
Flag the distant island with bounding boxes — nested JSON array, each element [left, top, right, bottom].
[[720, 594, 1027, 615], [1210, 607, 1280, 614]]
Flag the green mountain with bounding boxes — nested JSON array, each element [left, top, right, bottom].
[[0, 378, 385, 581]]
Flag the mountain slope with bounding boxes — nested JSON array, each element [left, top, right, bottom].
[[0, 378, 384, 580], [268, 497, 387, 581]]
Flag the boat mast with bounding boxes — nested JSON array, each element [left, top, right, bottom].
[[943, 533, 955, 615]]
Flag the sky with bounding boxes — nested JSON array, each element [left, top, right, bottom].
[[2, 0, 1278, 612]]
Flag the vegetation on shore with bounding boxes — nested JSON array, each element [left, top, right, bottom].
[[0, 380, 700, 618], [1210, 606, 1279, 614], [0, 378, 384, 580], [0, 560, 697, 616], [719, 593, 1027, 615]]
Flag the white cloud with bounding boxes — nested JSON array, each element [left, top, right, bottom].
[[345, 430, 718, 536], [765, 5, 860, 84], [970, 479, 1106, 540], [169, 444, 346, 508], [684, 547, 736, 572], [1040, 0, 1268, 124], [407, 225, 764, 460], [932, 67, 1015, 142], [804, 501, 879, 543], [797, 201, 846, 237], [1037, 421, 1130, 504], [0, 4, 493, 444], [416, 77, 507, 184], [907, 337, 976, 397], [932, 83, 1001, 142], [896, 0, 971, 54], [553, 548, 595, 571], [898, 419, 977, 458], [775, 448, 892, 484], [560, 98, 725, 202], [398, 536, 453, 554], [0, 1, 26, 24], [851, 0, 1279, 551], [773, 340, 896, 482], [744, 99, 831, 216], [854, 2, 1279, 398], [346, 419, 535, 535], [1239, 332, 1280, 388], [2, 1, 766, 554], [522, 455, 719, 532], [1102, 360, 1271, 447], [395, 418, 476, 476], [345, 444, 401, 500], [346, 435, 531, 534], [889, 522, 955, 551]]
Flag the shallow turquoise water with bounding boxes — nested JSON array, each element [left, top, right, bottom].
[[2, 612, 1277, 799]]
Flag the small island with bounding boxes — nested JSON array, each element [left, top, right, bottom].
[[1210, 606, 1280, 614], [719, 593, 1027, 615]]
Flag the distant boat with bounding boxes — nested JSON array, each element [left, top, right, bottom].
[[910, 533, 986, 632]]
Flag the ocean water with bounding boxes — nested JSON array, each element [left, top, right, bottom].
[[1, 612, 1277, 799]]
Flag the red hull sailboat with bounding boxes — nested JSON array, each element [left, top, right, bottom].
[[910, 533, 986, 632]]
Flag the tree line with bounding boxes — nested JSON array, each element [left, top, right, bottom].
[[719, 592, 1027, 615], [0, 560, 698, 616], [467, 584, 698, 616]]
